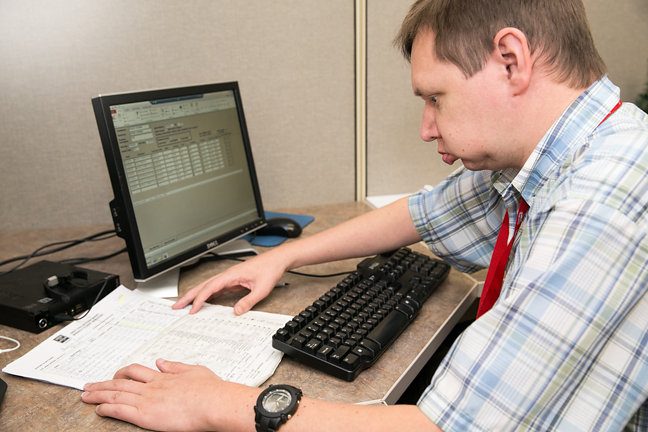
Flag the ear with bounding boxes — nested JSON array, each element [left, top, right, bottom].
[[493, 27, 532, 95]]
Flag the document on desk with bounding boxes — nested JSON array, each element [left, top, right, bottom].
[[2, 285, 291, 390]]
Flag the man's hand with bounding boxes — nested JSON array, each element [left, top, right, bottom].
[[83, 359, 442, 432], [173, 251, 288, 315], [82, 359, 259, 432]]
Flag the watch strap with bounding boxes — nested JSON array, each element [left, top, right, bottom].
[[255, 412, 283, 432]]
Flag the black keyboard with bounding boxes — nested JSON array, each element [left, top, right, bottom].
[[272, 247, 450, 381]]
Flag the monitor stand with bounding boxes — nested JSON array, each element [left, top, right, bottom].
[[134, 239, 258, 298]]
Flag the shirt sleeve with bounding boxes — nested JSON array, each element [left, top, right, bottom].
[[418, 199, 648, 431], [408, 168, 504, 274]]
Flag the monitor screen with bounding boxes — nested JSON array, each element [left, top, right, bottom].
[[92, 82, 265, 288]]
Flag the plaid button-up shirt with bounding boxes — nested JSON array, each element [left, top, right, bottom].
[[411, 76, 648, 431]]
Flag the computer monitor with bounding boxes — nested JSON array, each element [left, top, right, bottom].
[[92, 82, 265, 295]]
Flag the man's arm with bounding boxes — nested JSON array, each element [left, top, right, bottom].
[[174, 196, 422, 315], [82, 359, 442, 432]]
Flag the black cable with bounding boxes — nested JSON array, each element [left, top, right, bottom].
[[53, 277, 111, 322], [59, 248, 127, 266], [0, 229, 118, 275], [212, 254, 354, 279], [286, 269, 353, 278]]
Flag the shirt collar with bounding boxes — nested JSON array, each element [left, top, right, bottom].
[[492, 76, 621, 206]]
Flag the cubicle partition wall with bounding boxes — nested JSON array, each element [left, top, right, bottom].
[[0, 0, 646, 231], [0, 0, 356, 231]]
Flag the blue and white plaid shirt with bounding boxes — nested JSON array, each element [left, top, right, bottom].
[[410, 76, 648, 431]]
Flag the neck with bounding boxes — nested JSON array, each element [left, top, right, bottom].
[[512, 77, 589, 169]]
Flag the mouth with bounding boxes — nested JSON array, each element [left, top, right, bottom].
[[438, 142, 458, 165], [440, 153, 458, 165]]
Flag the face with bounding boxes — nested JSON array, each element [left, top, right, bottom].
[[411, 30, 521, 170]]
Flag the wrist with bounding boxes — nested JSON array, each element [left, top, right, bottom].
[[264, 241, 303, 272], [208, 382, 262, 432]]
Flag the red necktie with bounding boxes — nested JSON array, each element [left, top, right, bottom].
[[476, 199, 529, 318]]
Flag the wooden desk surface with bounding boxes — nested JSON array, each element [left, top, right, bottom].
[[0, 202, 477, 431]]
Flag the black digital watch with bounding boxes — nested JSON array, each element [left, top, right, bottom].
[[254, 384, 302, 432]]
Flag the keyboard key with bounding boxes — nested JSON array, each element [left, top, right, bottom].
[[298, 329, 313, 339], [284, 321, 300, 334], [304, 338, 321, 354], [313, 300, 327, 311], [359, 338, 379, 356], [328, 336, 342, 348], [317, 345, 335, 359], [330, 345, 350, 363], [366, 309, 409, 349], [351, 345, 374, 360], [400, 299, 420, 314], [315, 332, 329, 342], [291, 334, 306, 348], [395, 303, 416, 318], [342, 353, 360, 369]]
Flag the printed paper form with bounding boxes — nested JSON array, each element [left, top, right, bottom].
[[127, 304, 289, 386], [3, 285, 292, 390]]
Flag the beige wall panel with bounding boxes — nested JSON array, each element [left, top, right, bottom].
[[0, 0, 355, 231], [367, 0, 648, 198], [367, 0, 458, 198], [585, 0, 648, 102]]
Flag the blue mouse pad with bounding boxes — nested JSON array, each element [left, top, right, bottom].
[[245, 211, 314, 247]]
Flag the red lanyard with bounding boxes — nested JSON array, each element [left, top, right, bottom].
[[476, 199, 528, 318], [598, 100, 622, 126], [476, 99, 622, 319]]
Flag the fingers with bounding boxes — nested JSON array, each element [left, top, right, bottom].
[[173, 280, 219, 313], [234, 288, 270, 315], [83, 361, 189, 396], [81, 383, 149, 430], [82, 364, 157, 400], [82, 381, 143, 403], [172, 281, 209, 310], [112, 363, 159, 382], [155, 358, 197, 374], [84, 376, 146, 396], [94, 402, 141, 425], [194, 282, 227, 313], [174, 274, 246, 314]]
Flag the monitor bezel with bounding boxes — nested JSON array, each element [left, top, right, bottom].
[[92, 82, 266, 282]]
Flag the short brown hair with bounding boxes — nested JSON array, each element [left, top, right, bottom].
[[395, 0, 606, 88]]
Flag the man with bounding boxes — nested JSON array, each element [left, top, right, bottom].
[[82, 0, 648, 430]]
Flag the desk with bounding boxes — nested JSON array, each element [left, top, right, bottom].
[[0, 202, 478, 431]]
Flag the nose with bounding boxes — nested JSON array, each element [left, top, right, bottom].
[[420, 103, 439, 142]]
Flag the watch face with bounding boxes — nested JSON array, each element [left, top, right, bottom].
[[262, 389, 292, 413]]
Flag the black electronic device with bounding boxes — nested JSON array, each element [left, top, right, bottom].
[[0, 377, 6, 405], [92, 82, 265, 292], [272, 247, 450, 381], [0, 261, 120, 333]]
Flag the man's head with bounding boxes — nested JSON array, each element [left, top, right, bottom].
[[397, 0, 607, 171], [395, 0, 606, 89]]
